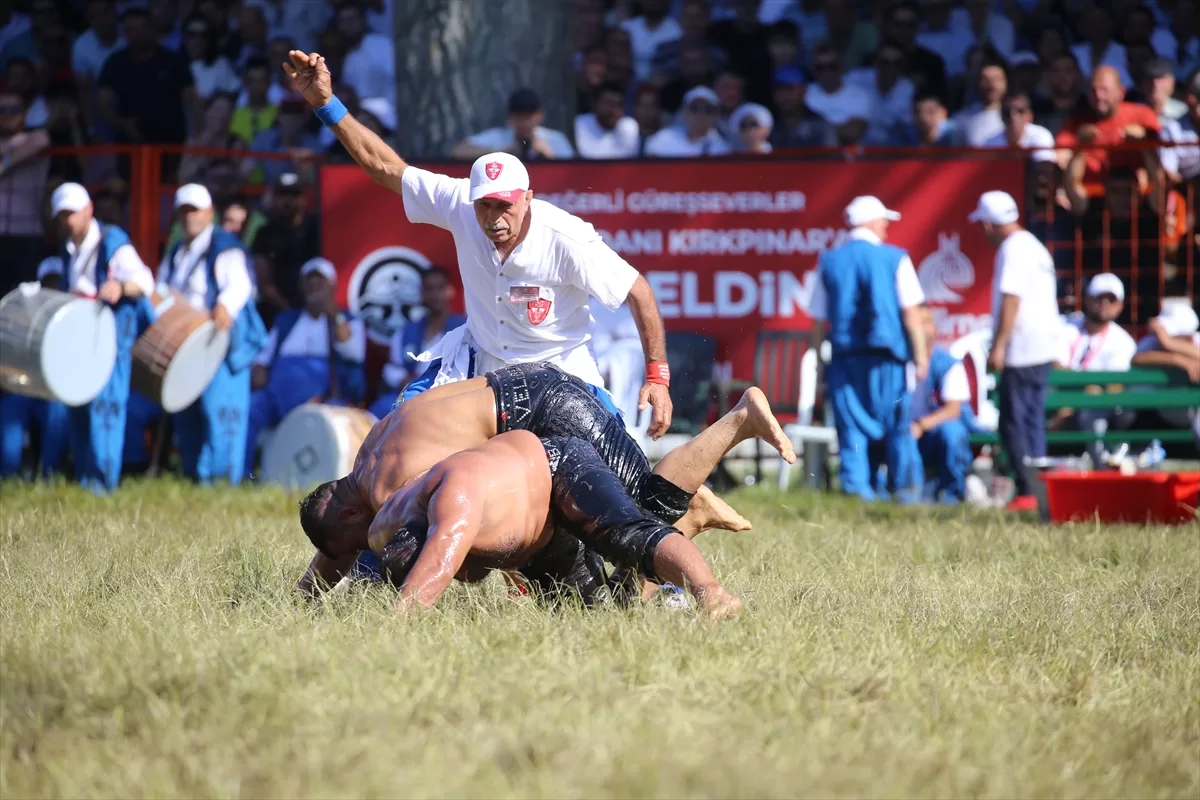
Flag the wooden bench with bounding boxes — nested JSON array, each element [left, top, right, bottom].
[[970, 367, 1199, 446]]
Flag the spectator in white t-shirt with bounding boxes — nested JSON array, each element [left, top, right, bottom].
[[804, 44, 870, 145], [575, 82, 640, 159], [846, 39, 915, 144], [336, 4, 395, 106], [451, 88, 575, 162], [644, 85, 731, 157], [983, 90, 1057, 162], [1131, 302, 1200, 444], [954, 57, 1008, 146], [1051, 273, 1139, 437], [73, 0, 123, 84], [621, 0, 682, 82], [970, 191, 1059, 512], [729, 102, 773, 153]]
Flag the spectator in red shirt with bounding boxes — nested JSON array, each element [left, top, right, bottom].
[[1056, 66, 1161, 200]]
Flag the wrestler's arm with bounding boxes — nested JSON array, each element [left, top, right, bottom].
[[392, 475, 484, 612], [297, 551, 358, 599]]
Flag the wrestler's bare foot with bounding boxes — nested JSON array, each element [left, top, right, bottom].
[[694, 584, 744, 620], [676, 485, 752, 538], [735, 386, 797, 464]]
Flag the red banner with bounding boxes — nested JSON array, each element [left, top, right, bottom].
[[321, 159, 1023, 380]]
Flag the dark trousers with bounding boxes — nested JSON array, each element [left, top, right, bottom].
[[997, 362, 1052, 496]]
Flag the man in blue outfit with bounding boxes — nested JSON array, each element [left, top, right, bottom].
[[157, 183, 267, 486], [807, 195, 929, 502], [51, 182, 158, 495]]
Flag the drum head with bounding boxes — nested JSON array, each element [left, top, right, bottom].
[[262, 404, 351, 490], [160, 322, 230, 413], [41, 301, 118, 406]]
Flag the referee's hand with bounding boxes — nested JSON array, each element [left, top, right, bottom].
[[639, 382, 673, 439]]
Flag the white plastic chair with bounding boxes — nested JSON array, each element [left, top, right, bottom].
[[777, 341, 837, 489]]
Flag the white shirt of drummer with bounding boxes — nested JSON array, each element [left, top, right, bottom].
[[156, 223, 253, 317], [400, 166, 640, 387], [65, 219, 156, 299], [253, 312, 367, 367]]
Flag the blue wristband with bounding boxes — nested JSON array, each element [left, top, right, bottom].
[[314, 95, 348, 127]]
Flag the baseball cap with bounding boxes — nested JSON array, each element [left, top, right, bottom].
[[683, 85, 720, 108], [36, 256, 64, 280], [174, 183, 213, 210], [773, 66, 805, 86], [507, 88, 542, 114], [300, 256, 337, 282], [844, 196, 901, 227], [1086, 272, 1125, 300], [50, 182, 91, 215], [275, 171, 303, 193], [1156, 302, 1200, 337], [967, 190, 1020, 225], [730, 103, 774, 131], [469, 152, 530, 203]]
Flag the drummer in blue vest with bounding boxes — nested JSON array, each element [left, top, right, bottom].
[[157, 183, 268, 486], [245, 257, 367, 476], [368, 266, 465, 419], [52, 182, 157, 494], [907, 305, 976, 503], [0, 257, 71, 479], [807, 195, 930, 502]]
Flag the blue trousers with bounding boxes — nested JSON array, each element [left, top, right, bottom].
[[123, 389, 163, 466], [997, 362, 1052, 497], [918, 418, 972, 502], [827, 353, 918, 502], [245, 356, 334, 476], [176, 360, 251, 486], [0, 393, 69, 478]]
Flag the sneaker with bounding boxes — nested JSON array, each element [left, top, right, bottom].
[[1005, 495, 1038, 512]]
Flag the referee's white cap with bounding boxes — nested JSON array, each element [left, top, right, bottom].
[[844, 196, 901, 227], [469, 152, 530, 203], [968, 190, 1020, 225]]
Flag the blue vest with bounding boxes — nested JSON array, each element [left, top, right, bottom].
[[911, 347, 958, 419], [164, 226, 268, 373], [62, 223, 131, 288], [817, 238, 912, 363], [271, 308, 366, 403]]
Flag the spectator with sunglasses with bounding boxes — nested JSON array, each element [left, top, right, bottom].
[[804, 44, 870, 146], [644, 85, 730, 157], [982, 90, 1056, 162], [729, 102, 773, 154]]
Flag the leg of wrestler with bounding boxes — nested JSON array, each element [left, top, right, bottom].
[[544, 436, 742, 619]]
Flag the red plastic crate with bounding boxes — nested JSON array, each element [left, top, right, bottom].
[[1040, 471, 1200, 525]]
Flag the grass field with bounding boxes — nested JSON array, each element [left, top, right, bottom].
[[1, 478, 1197, 799]]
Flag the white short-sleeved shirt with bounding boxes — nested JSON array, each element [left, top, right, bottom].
[[991, 228, 1060, 368], [910, 357, 971, 417], [65, 219, 156, 299], [575, 114, 640, 160], [156, 224, 253, 317], [72, 30, 124, 82], [983, 123, 1057, 163], [643, 126, 731, 158], [466, 125, 575, 159], [803, 82, 872, 126], [400, 167, 641, 386], [253, 312, 366, 367], [1058, 315, 1138, 372], [621, 15, 682, 81], [806, 227, 925, 320]]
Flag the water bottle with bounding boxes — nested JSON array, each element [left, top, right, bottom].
[[659, 583, 690, 611], [1140, 439, 1166, 471]]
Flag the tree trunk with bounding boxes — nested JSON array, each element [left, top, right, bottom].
[[391, 0, 576, 160]]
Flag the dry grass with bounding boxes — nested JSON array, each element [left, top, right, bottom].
[[1, 478, 1197, 799]]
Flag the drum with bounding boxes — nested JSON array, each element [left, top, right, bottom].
[[0, 284, 118, 406], [261, 404, 378, 490], [131, 291, 230, 413]]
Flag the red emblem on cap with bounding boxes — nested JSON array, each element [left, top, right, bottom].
[[485, 161, 503, 180], [527, 298, 551, 326]]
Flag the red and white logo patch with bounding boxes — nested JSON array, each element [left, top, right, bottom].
[[484, 161, 503, 180], [526, 298, 551, 326]]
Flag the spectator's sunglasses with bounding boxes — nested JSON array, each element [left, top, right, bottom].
[[688, 102, 718, 114], [739, 116, 761, 130]]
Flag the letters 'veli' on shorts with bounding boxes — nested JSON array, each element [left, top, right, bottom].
[[508, 285, 542, 303]]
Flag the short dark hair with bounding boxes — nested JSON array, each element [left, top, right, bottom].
[[378, 518, 430, 588], [120, 6, 149, 22], [596, 80, 625, 98], [298, 480, 340, 557], [244, 56, 270, 75], [422, 266, 452, 284], [913, 90, 946, 108], [1002, 89, 1031, 105]]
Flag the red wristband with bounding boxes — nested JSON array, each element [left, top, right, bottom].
[[646, 362, 670, 386]]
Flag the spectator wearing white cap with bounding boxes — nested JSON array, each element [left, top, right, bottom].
[[729, 102, 773, 153], [0, 255, 70, 480], [49, 181, 156, 495], [1051, 272, 1138, 439], [969, 190, 1058, 512], [807, 195, 928, 503], [245, 256, 367, 477], [1132, 302, 1200, 444], [285, 49, 675, 437], [157, 182, 268, 487], [644, 85, 731, 157]]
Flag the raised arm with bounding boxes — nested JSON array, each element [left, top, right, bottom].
[[283, 51, 408, 195]]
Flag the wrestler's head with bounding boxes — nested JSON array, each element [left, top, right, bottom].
[[377, 519, 430, 588], [298, 479, 371, 558]]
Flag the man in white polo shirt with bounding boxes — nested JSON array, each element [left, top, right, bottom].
[[970, 190, 1059, 512], [283, 49, 675, 438]]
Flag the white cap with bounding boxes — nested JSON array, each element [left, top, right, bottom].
[[36, 256, 64, 280], [359, 96, 396, 132], [174, 183, 213, 210], [844, 196, 901, 227], [469, 152, 530, 203], [968, 190, 1020, 225], [300, 256, 337, 283], [1157, 303, 1200, 338], [1086, 273, 1125, 300], [682, 85, 720, 107], [729, 102, 774, 132], [50, 182, 91, 215]]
